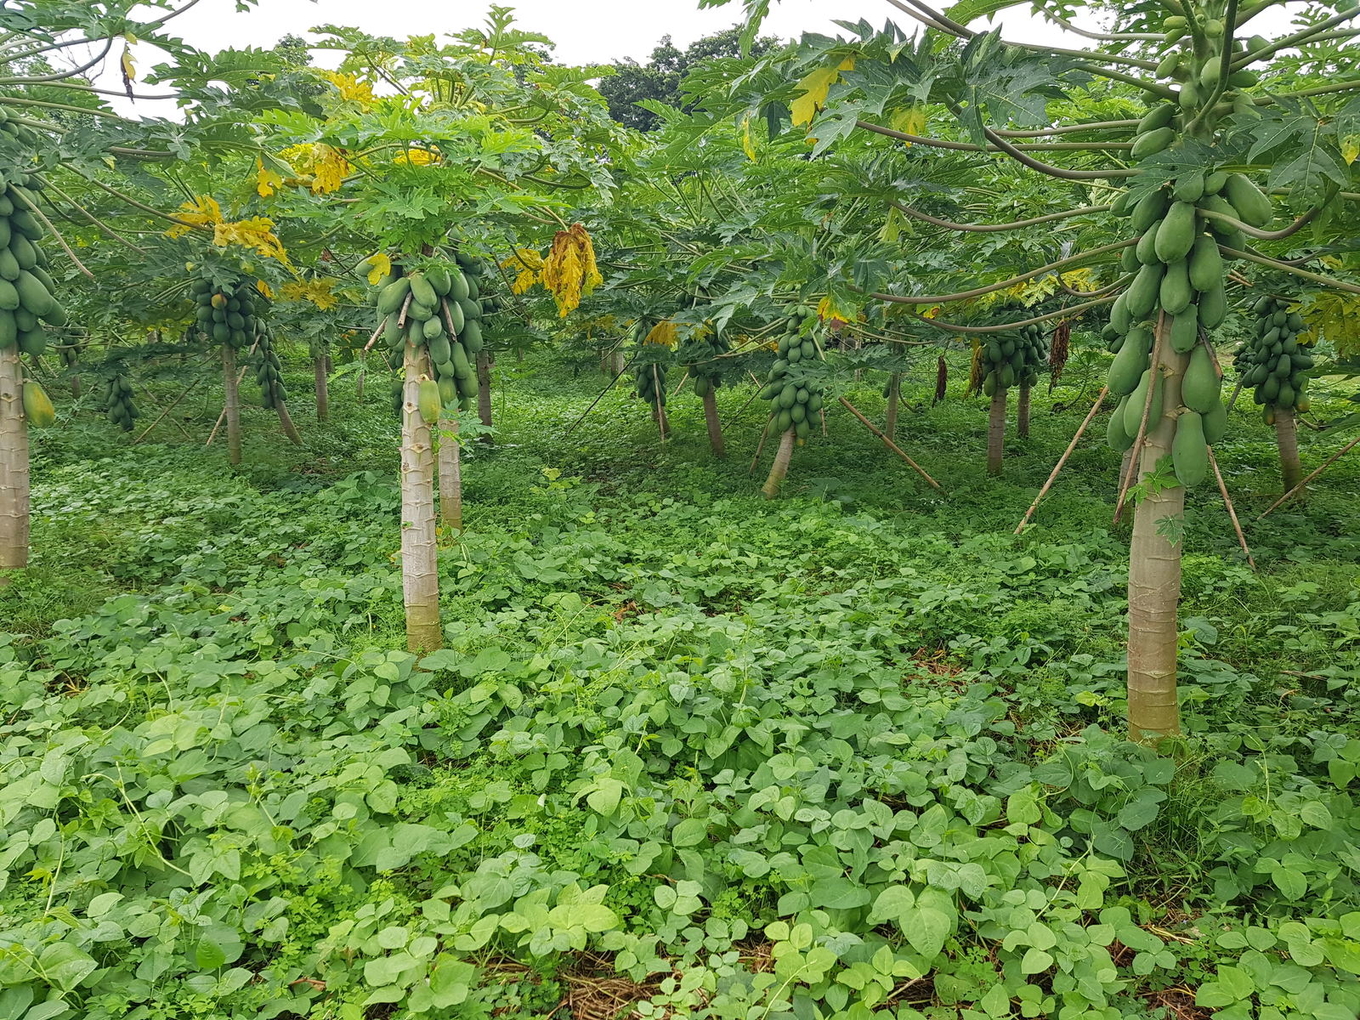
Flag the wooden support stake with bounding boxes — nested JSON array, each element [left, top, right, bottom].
[[1015, 386, 1107, 534], [564, 357, 634, 436], [837, 396, 944, 492], [1208, 446, 1256, 571], [1257, 432, 1360, 519], [133, 376, 203, 445], [749, 418, 771, 475]]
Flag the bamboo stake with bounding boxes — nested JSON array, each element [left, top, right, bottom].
[[1114, 313, 1167, 525], [837, 396, 944, 491], [205, 340, 260, 447], [1208, 447, 1256, 570], [1015, 386, 1108, 534], [1257, 432, 1360, 518], [651, 364, 668, 440], [749, 417, 772, 475], [722, 382, 762, 429], [564, 357, 634, 436], [133, 375, 203, 444]]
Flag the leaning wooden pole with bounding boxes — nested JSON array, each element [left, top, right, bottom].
[[1258, 432, 1360, 519], [1015, 386, 1108, 534], [838, 396, 944, 492]]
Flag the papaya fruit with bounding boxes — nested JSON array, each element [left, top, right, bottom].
[[17, 328, 45, 356], [417, 378, 441, 424], [22, 380, 54, 426], [1122, 244, 1141, 272], [1110, 293, 1132, 334], [1108, 333, 1150, 396], [451, 342, 472, 378], [1154, 201, 1197, 263], [1135, 229, 1159, 265], [1174, 172, 1205, 203], [1170, 305, 1199, 353], [1182, 344, 1219, 413], [1127, 262, 1163, 318], [1203, 171, 1228, 195], [438, 376, 457, 407], [1108, 396, 1135, 451], [0, 248, 19, 281], [1131, 190, 1171, 232], [448, 270, 470, 302], [1136, 104, 1177, 134], [1202, 398, 1227, 445], [1224, 173, 1272, 227], [0, 279, 17, 311], [376, 278, 411, 316], [460, 319, 483, 353], [423, 315, 444, 343], [1199, 280, 1227, 328], [444, 298, 465, 335], [1187, 233, 1223, 292], [428, 333, 451, 364], [9, 234, 35, 270], [1172, 411, 1208, 486], [0, 310, 14, 349], [1123, 369, 1164, 438], [426, 265, 451, 297], [1160, 260, 1192, 314], [409, 273, 437, 309], [457, 297, 480, 322]]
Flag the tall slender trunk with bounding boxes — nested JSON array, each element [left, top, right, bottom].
[[702, 389, 725, 458], [314, 352, 329, 421], [476, 351, 492, 443], [987, 387, 1008, 475], [222, 345, 242, 467], [761, 428, 796, 499], [1274, 405, 1304, 496], [356, 355, 367, 403], [0, 347, 29, 580], [1126, 334, 1188, 742], [438, 410, 462, 534], [275, 400, 303, 446], [885, 373, 901, 442], [610, 350, 625, 376], [1017, 382, 1032, 440], [400, 342, 442, 652]]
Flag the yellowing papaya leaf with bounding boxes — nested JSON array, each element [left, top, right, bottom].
[[792, 59, 854, 128], [741, 115, 757, 162], [120, 45, 136, 83], [890, 106, 927, 139], [319, 70, 376, 108], [1342, 136, 1360, 165], [165, 195, 222, 238], [364, 253, 393, 286], [256, 280, 274, 299], [255, 158, 284, 198], [281, 278, 338, 310]]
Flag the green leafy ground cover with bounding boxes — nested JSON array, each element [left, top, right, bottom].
[[2, 355, 1359, 1020]]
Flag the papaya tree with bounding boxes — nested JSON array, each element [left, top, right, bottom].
[[713, 0, 1360, 739], [251, 14, 618, 650]]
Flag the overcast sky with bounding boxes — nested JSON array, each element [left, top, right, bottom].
[[94, 0, 1299, 115]]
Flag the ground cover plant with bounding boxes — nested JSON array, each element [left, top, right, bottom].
[[2, 1, 1360, 1018]]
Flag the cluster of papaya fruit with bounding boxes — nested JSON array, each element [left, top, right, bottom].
[[634, 360, 667, 408], [978, 323, 1046, 396], [1236, 296, 1313, 422], [253, 327, 288, 409], [0, 182, 66, 358], [190, 277, 268, 350], [758, 305, 823, 442], [374, 252, 496, 423], [1147, 15, 1261, 118], [102, 367, 139, 432], [678, 334, 726, 400]]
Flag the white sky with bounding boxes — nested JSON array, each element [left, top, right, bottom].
[[90, 0, 1301, 115]]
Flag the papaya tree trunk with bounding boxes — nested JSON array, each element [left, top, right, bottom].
[[476, 351, 492, 443], [400, 341, 442, 652], [761, 428, 796, 499], [0, 346, 29, 580], [222, 345, 242, 467], [438, 410, 462, 535], [702, 389, 725, 458], [314, 350, 329, 421], [885, 373, 901, 442], [275, 399, 303, 446], [1126, 339, 1189, 742], [1274, 405, 1304, 496], [1017, 382, 1032, 440], [987, 387, 1008, 475]]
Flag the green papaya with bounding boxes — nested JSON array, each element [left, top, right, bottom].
[[1136, 229, 1160, 266], [417, 378, 441, 424], [1131, 126, 1175, 159], [1122, 244, 1141, 272], [423, 315, 445, 343], [1199, 281, 1227, 328], [1182, 344, 1219, 413], [0, 310, 14, 349], [444, 298, 465, 335], [448, 270, 470, 302], [1160, 260, 1192, 314], [1108, 333, 1149, 395], [461, 319, 484, 354], [376, 278, 411, 316], [0, 279, 16, 311], [409, 273, 437, 309], [21, 380, 54, 426], [1170, 305, 1199, 353], [1131, 190, 1171, 232], [1187, 234, 1223, 292], [426, 265, 451, 297], [9, 233, 35, 270], [1110, 293, 1132, 334], [42, 301, 66, 327], [13, 270, 52, 318], [1154, 201, 1197, 263], [1107, 396, 1135, 451], [1203, 171, 1228, 195], [457, 297, 480, 322], [1224, 173, 1272, 228], [428, 333, 452, 363], [1202, 398, 1227, 445], [1174, 172, 1205, 203], [383, 315, 402, 348], [1136, 104, 1177, 134], [451, 341, 472, 378], [1123, 369, 1164, 438], [1172, 411, 1208, 486], [439, 376, 457, 407], [0, 248, 18, 281], [1127, 262, 1163, 318]]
